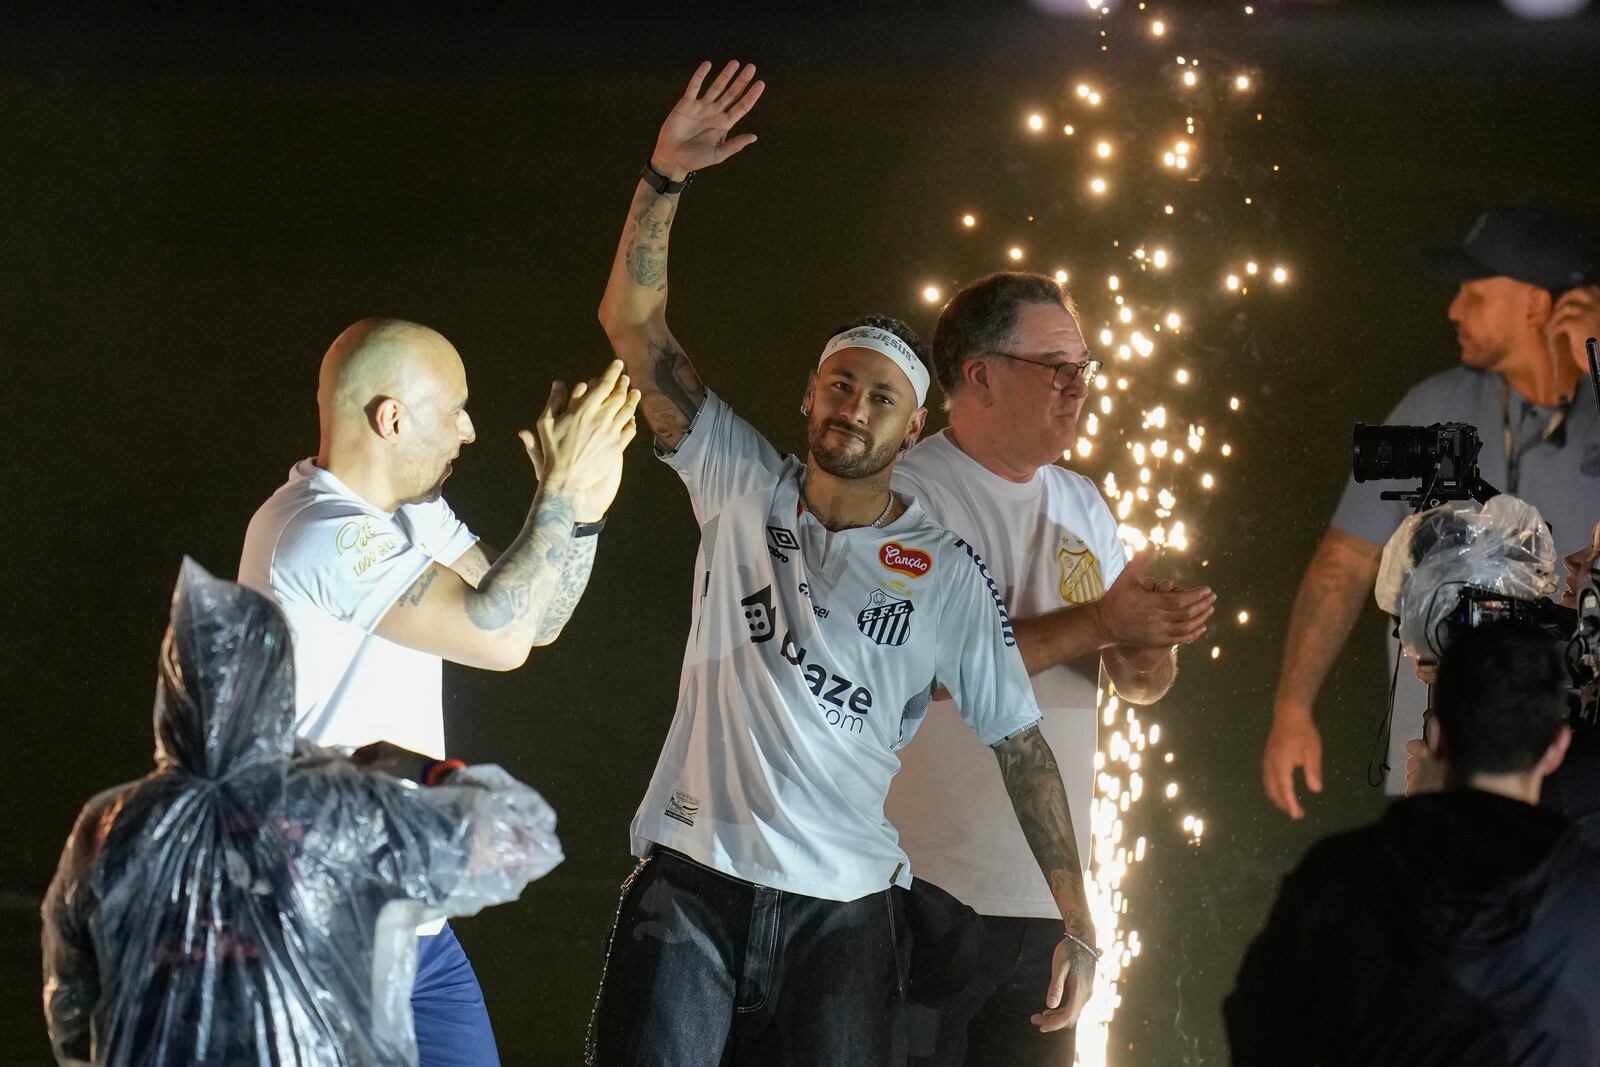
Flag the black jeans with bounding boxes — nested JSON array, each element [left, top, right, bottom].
[[908, 916, 1076, 1067], [588, 849, 911, 1066]]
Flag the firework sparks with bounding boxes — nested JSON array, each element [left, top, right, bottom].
[[916, 4, 1288, 1062]]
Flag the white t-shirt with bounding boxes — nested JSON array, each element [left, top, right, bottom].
[[631, 393, 1042, 902], [887, 430, 1126, 918], [238, 459, 480, 759]]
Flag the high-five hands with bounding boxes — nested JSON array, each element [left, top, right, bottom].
[[521, 360, 641, 523], [651, 61, 765, 181]]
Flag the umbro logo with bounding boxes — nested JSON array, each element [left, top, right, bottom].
[[767, 525, 799, 564]]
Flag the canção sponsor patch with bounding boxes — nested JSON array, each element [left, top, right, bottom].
[[879, 541, 932, 578]]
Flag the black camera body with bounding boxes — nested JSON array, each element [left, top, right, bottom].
[[1352, 421, 1495, 510], [1352, 421, 1597, 725], [1432, 586, 1590, 723]]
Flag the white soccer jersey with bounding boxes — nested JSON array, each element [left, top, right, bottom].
[[238, 459, 479, 759], [887, 430, 1126, 918], [630, 393, 1042, 902]]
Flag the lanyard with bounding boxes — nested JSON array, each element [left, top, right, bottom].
[[1500, 378, 1570, 495]]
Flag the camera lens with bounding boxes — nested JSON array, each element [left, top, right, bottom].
[[1352, 423, 1433, 483]]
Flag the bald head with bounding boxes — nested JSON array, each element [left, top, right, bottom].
[[318, 318, 465, 427], [315, 318, 476, 508]]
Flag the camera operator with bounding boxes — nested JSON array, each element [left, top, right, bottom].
[[1264, 209, 1600, 817], [1228, 620, 1600, 1066]]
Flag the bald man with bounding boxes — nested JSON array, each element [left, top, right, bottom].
[[239, 317, 638, 1066]]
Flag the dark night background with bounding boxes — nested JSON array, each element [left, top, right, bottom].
[[4, 2, 1599, 1063]]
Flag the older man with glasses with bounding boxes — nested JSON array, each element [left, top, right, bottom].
[[886, 271, 1215, 1066]]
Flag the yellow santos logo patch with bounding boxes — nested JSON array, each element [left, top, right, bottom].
[[1057, 534, 1104, 604]]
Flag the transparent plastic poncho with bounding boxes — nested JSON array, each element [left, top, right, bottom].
[[42, 559, 563, 1066], [1375, 495, 1559, 661]]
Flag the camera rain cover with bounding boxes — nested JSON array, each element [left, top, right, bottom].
[[42, 559, 564, 1066], [1376, 495, 1558, 660]]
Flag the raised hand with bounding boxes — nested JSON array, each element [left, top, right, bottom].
[[520, 361, 641, 522], [651, 61, 765, 180], [1091, 547, 1215, 651]]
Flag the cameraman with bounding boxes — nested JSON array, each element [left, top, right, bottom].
[[1228, 620, 1600, 1066], [1264, 209, 1600, 817]]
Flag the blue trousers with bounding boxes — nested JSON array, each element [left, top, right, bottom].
[[415, 923, 501, 1067]]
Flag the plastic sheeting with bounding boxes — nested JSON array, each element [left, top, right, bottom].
[[42, 558, 563, 1066], [1376, 495, 1558, 661]]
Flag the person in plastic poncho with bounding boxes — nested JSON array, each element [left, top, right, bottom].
[[41, 559, 564, 1067]]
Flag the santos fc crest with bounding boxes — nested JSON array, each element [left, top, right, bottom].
[[857, 589, 914, 647], [1057, 534, 1104, 605]]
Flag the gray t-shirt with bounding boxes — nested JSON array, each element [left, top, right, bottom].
[[1331, 366, 1600, 558], [1329, 366, 1600, 792]]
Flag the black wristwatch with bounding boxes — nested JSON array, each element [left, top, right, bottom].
[[641, 160, 692, 195], [573, 517, 607, 538]]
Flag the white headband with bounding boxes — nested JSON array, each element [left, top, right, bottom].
[[817, 325, 930, 407]]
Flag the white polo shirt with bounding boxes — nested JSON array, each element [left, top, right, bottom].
[[631, 393, 1042, 902], [238, 459, 479, 759], [887, 430, 1126, 918]]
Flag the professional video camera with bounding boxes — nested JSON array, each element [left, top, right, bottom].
[[1357, 422, 1597, 725], [1352, 421, 1497, 511]]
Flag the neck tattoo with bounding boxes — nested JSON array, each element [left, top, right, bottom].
[[802, 479, 896, 530]]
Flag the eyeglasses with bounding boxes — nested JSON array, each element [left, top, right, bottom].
[[985, 351, 1102, 391]]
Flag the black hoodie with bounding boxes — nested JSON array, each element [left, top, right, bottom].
[[1226, 789, 1600, 1066]]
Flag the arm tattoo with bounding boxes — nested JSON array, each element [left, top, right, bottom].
[[400, 567, 439, 607], [1276, 530, 1380, 708], [465, 491, 577, 632], [995, 725, 1092, 935], [623, 190, 676, 291], [531, 535, 599, 642], [450, 544, 495, 588], [639, 338, 706, 447]]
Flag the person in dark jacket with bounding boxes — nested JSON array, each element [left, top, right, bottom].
[[41, 559, 564, 1067], [1226, 620, 1600, 1066]]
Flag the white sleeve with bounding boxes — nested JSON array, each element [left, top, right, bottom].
[[399, 496, 480, 566], [936, 537, 1045, 747], [270, 503, 440, 633], [658, 390, 787, 522]]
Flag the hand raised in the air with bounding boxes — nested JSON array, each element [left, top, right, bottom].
[[650, 61, 765, 181]]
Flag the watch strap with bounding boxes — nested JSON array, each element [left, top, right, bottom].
[[641, 160, 692, 195]]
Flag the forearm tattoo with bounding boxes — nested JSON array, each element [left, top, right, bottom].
[[623, 187, 677, 290], [531, 534, 599, 643], [466, 491, 577, 632], [450, 545, 493, 588], [400, 567, 439, 607], [1278, 532, 1378, 707], [995, 725, 1092, 936]]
